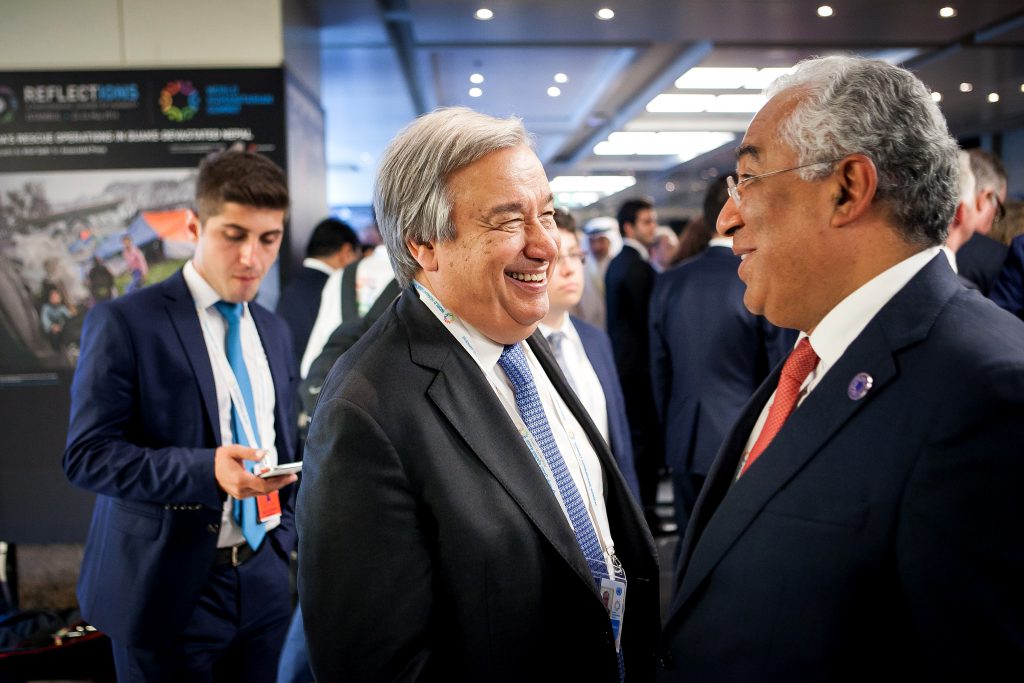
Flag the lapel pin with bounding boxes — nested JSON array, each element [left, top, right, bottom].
[[847, 372, 873, 400]]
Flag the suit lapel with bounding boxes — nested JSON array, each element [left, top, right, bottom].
[[396, 291, 597, 591], [162, 271, 221, 444], [668, 254, 960, 619], [250, 304, 294, 459]]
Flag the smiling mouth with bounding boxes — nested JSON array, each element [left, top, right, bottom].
[[508, 271, 546, 283]]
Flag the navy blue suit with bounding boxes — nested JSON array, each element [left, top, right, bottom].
[[605, 245, 663, 511], [660, 255, 1024, 680], [991, 233, 1024, 318], [64, 270, 298, 650], [276, 265, 330, 367], [649, 246, 795, 528], [572, 315, 642, 501], [956, 232, 1008, 296]]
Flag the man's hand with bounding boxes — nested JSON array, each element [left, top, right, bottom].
[[214, 445, 297, 499]]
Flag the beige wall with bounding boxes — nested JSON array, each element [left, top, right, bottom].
[[0, 0, 284, 69]]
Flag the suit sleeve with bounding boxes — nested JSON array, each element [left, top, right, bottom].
[[648, 277, 672, 426], [897, 364, 1024, 675], [62, 303, 222, 510], [989, 237, 1024, 318], [298, 396, 433, 682]]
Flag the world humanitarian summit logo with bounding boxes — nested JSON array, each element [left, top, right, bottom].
[[0, 86, 18, 124], [159, 80, 200, 122]]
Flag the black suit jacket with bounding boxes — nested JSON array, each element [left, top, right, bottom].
[[298, 286, 661, 682], [276, 264, 330, 365], [661, 255, 1024, 681], [605, 245, 663, 494], [64, 270, 298, 646], [650, 246, 794, 478], [956, 232, 1008, 296]]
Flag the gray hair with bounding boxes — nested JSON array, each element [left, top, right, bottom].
[[956, 150, 975, 204], [373, 107, 532, 286], [967, 148, 1007, 195], [768, 55, 959, 246]]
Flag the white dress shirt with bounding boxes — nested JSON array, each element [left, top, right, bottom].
[[741, 247, 941, 462], [183, 260, 280, 547], [416, 287, 617, 557], [301, 248, 395, 378], [302, 257, 336, 276], [621, 237, 650, 261], [538, 319, 610, 444]]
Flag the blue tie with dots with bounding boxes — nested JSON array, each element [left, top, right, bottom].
[[213, 300, 265, 551], [497, 342, 624, 680]]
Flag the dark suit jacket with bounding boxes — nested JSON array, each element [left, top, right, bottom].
[[649, 246, 794, 478], [956, 231, 1008, 296], [276, 264, 330, 366], [298, 286, 661, 682], [991, 233, 1024, 318], [573, 315, 642, 501], [605, 245, 663, 491], [661, 255, 1024, 681], [63, 270, 298, 647]]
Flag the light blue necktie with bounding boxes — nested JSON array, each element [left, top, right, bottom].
[[546, 331, 580, 396], [213, 301, 266, 551], [497, 343, 624, 680]]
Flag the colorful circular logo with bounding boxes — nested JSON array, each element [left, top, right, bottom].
[[0, 86, 18, 124], [159, 80, 200, 122]]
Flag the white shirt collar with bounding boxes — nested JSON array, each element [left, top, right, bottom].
[[939, 245, 958, 273], [183, 260, 247, 315], [807, 247, 940, 372], [708, 236, 733, 249], [302, 257, 336, 276], [538, 317, 581, 344], [621, 237, 650, 261]]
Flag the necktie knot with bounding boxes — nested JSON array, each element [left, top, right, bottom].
[[497, 343, 532, 392], [213, 300, 243, 327], [781, 337, 819, 384]]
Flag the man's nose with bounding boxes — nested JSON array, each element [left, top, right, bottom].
[[717, 197, 743, 237]]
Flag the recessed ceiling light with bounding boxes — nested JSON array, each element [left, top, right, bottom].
[[665, 181, 676, 192], [939, 7, 957, 18], [960, 82, 973, 93], [817, 5, 834, 17], [470, 73, 484, 84], [554, 73, 569, 84], [469, 87, 483, 98], [988, 92, 1000, 103], [1020, 83, 1024, 93], [474, 8, 493, 20], [596, 8, 615, 20], [547, 86, 561, 97], [931, 91, 942, 102]]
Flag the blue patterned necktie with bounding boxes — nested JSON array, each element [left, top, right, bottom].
[[213, 300, 265, 550], [498, 343, 625, 680]]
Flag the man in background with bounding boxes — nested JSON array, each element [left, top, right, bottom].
[[276, 217, 360, 367], [650, 176, 793, 533], [539, 208, 641, 501], [605, 197, 664, 527], [64, 150, 299, 682], [956, 148, 1009, 294]]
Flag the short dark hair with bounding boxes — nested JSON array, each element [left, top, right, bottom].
[[306, 218, 360, 258], [616, 198, 653, 236], [196, 150, 289, 221], [553, 208, 576, 232], [703, 176, 731, 226]]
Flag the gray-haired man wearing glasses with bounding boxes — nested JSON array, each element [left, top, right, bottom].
[[659, 55, 1024, 681]]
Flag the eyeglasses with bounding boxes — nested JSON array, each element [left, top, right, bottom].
[[992, 194, 1006, 224], [556, 250, 586, 266], [726, 158, 844, 206]]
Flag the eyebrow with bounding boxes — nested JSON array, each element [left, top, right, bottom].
[[735, 144, 761, 163], [223, 223, 283, 236], [485, 193, 555, 218]]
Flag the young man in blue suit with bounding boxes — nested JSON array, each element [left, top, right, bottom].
[[539, 209, 642, 502], [660, 56, 1024, 680], [64, 150, 299, 682]]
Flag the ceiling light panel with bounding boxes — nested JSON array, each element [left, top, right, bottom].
[[594, 131, 736, 159]]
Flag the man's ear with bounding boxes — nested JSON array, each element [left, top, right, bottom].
[[832, 154, 877, 227], [188, 213, 202, 241], [407, 238, 439, 272]]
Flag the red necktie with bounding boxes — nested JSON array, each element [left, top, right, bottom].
[[739, 337, 819, 477]]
